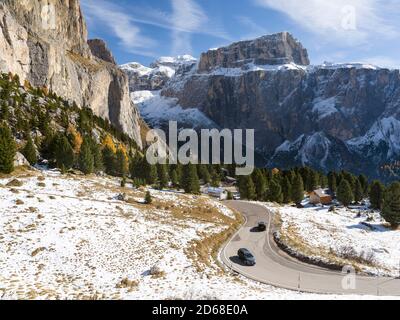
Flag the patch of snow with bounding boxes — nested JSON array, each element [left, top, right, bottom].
[[263, 202, 400, 277], [348, 117, 400, 158], [154, 55, 197, 67], [312, 97, 338, 120], [2, 170, 390, 299], [206, 62, 307, 77], [120, 62, 176, 79], [131, 90, 216, 128], [318, 62, 380, 70]]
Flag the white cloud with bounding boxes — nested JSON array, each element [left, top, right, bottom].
[[254, 0, 399, 45], [81, 0, 230, 58], [170, 0, 208, 55], [81, 0, 157, 57]]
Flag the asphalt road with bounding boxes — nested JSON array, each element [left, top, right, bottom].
[[220, 201, 400, 296]]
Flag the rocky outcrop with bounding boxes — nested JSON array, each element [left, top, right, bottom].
[[0, 0, 142, 148], [198, 32, 309, 72], [120, 62, 175, 92], [88, 39, 116, 65], [120, 55, 197, 92]]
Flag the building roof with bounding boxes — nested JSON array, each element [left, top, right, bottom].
[[312, 189, 331, 198]]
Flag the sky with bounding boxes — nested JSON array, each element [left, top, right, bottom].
[[81, 0, 400, 68]]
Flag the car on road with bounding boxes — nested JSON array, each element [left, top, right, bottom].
[[237, 248, 256, 266], [257, 221, 267, 232], [233, 194, 241, 200]]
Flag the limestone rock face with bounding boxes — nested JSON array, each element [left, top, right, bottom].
[[88, 39, 116, 65], [0, 0, 142, 148], [198, 32, 310, 72]]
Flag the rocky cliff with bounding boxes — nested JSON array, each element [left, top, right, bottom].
[[124, 32, 400, 179], [198, 32, 309, 72], [0, 0, 142, 148]]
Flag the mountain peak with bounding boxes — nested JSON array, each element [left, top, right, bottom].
[[198, 32, 310, 72]]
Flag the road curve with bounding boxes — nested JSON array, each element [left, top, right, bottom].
[[220, 201, 400, 296]]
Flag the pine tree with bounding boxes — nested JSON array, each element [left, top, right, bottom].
[[91, 142, 103, 173], [210, 169, 221, 188], [54, 134, 74, 171], [157, 164, 169, 189], [358, 174, 369, 196], [281, 177, 292, 204], [253, 169, 267, 200], [22, 136, 37, 165], [129, 153, 142, 180], [171, 169, 179, 189], [354, 179, 363, 204], [144, 191, 152, 204], [102, 146, 116, 175], [0, 123, 16, 174], [306, 169, 319, 192], [328, 172, 337, 195], [337, 179, 354, 207], [198, 165, 211, 184], [144, 161, 158, 186], [0, 104, 9, 121], [382, 182, 400, 228], [78, 138, 94, 175], [292, 174, 305, 205], [115, 149, 128, 177], [239, 175, 256, 200], [181, 163, 200, 194], [266, 179, 283, 203], [369, 181, 385, 210]]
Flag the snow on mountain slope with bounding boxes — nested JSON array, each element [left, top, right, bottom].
[[270, 132, 356, 172], [312, 97, 339, 120], [1, 168, 382, 300], [205, 62, 307, 77], [348, 117, 400, 159], [132, 91, 217, 130], [120, 62, 176, 92], [264, 202, 400, 277], [151, 55, 197, 69]]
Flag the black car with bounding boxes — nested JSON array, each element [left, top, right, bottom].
[[257, 221, 267, 232], [237, 248, 256, 266]]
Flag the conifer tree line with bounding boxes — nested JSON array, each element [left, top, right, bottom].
[[237, 167, 400, 227], [1, 72, 400, 227], [0, 72, 138, 177]]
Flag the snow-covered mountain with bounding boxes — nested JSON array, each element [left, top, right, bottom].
[[122, 32, 400, 179], [122, 55, 216, 131], [120, 55, 197, 92]]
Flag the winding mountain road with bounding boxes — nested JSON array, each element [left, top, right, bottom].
[[220, 201, 400, 296]]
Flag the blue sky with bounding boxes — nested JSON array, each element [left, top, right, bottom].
[[81, 0, 400, 68]]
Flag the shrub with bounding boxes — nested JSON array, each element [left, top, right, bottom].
[[144, 191, 152, 204]]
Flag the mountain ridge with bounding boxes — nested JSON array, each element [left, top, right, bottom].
[[122, 32, 400, 180]]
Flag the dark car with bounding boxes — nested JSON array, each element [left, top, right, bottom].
[[237, 248, 256, 266], [257, 221, 267, 232]]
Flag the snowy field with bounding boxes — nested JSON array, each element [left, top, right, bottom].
[[0, 168, 397, 300], [267, 201, 400, 277]]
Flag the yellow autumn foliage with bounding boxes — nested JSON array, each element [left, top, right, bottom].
[[102, 134, 117, 153], [67, 124, 83, 154]]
